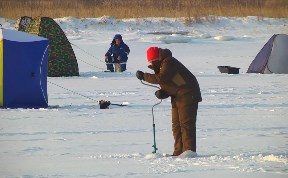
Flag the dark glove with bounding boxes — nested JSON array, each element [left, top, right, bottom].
[[155, 89, 170, 99], [136, 70, 144, 80]]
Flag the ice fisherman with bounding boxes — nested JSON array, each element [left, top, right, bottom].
[[105, 34, 130, 72], [136, 47, 202, 156]]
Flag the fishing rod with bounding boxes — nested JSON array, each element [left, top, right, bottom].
[[70, 42, 107, 71], [48, 80, 127, 109], [70, 42, 105, 64]]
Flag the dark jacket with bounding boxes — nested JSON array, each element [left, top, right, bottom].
[[105, 39, 130, 63], [143, 48, 202, 107]]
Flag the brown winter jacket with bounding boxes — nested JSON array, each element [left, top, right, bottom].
[[143, 48, 202, 107]]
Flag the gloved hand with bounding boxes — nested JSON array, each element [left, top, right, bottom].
[[105, 56, 108, 62], [117, 56, 121, 61], [155, 89, 170, 99], [136, 70, 144, 80]]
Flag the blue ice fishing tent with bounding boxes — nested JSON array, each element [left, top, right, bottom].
[[0, 28, 49, 108]]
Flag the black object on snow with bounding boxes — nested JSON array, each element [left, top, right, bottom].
[[218, 66, 240, 74], [99, 100, 111, 109]]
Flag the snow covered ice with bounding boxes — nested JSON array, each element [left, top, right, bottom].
[[0, 16, 288, 178]]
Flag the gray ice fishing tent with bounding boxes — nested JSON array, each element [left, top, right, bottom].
[[247, 34, 288, 74]]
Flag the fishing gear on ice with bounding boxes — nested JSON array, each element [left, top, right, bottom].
[[48, 81, 127, 109]]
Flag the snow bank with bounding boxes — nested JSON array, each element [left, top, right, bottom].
[[214, 35, 235, 41], [157, 34, 192, 43]]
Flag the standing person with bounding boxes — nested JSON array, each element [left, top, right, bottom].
[[105, 34, 130, 72], [136, 47, 202, 157]]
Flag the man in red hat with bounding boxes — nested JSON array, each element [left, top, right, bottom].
[[136, 47, 202, 157]]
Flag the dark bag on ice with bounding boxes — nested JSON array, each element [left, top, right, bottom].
[[99, 100, 111, 109]]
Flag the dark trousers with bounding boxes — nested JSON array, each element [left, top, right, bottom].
[[106, 64, 114, 72], [172, 103, 198, 155]]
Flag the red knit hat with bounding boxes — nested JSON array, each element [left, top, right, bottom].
[[146, 47, 159, 63]]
